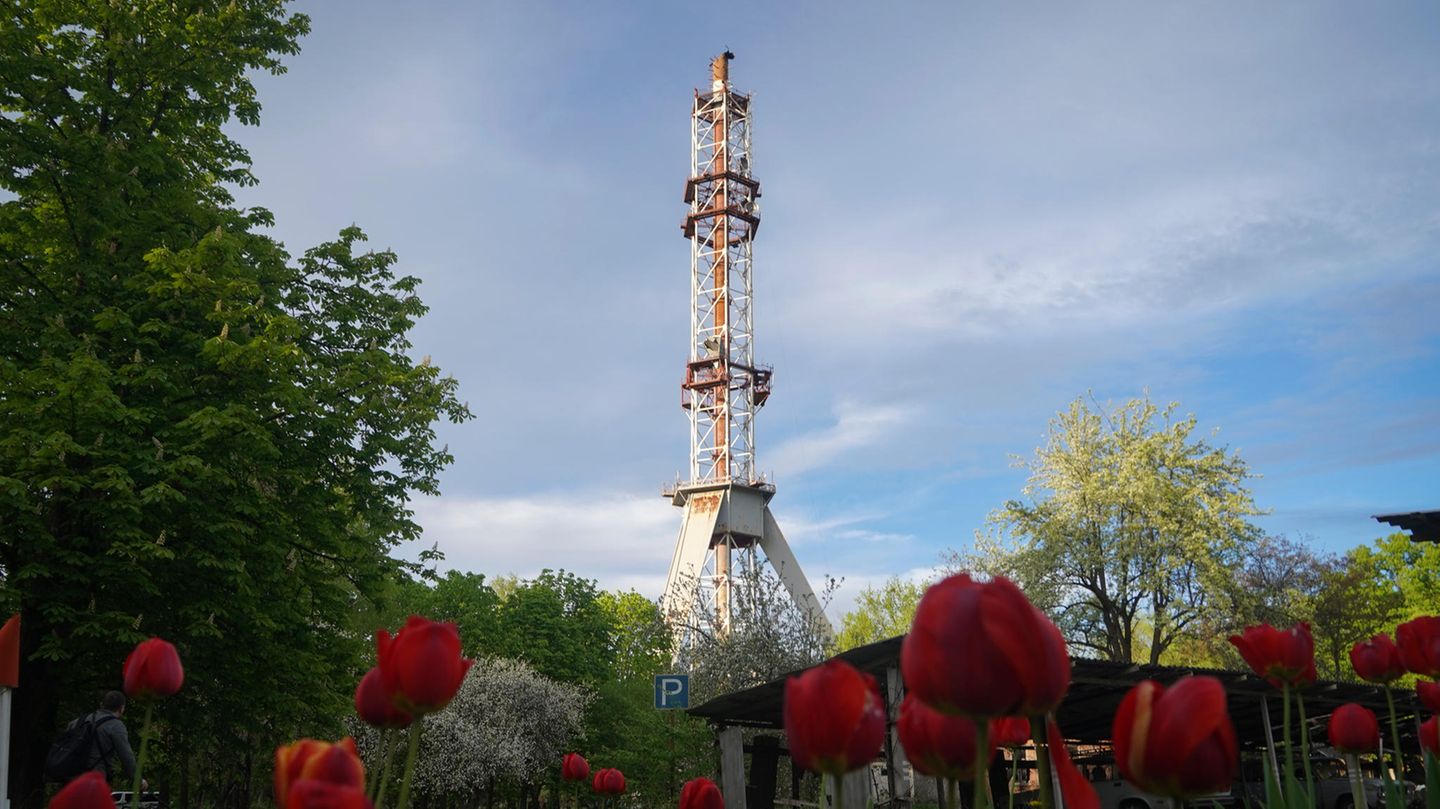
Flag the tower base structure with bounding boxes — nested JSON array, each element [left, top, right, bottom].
[[663, 481, 831, 639]]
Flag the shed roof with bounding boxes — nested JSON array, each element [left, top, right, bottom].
[[688, 635, 1424, 748], [1375, 511, 1440, 543]]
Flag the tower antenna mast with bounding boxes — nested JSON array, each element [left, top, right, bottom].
[[663, 52, 829, 640]]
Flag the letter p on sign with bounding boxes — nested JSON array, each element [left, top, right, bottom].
[[654, 674, 689, 709]]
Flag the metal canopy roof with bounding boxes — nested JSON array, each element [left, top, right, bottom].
[[688, 635, 1424, 748], [1375, 511, 1440, 543]]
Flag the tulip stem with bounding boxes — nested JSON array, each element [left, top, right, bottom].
[[130, 703, 153, 809], [946, 778, 957, 809], [1030, 717, 1055, 809], [394, 716, 424, 809], [1385, 686, 1408, 787], [1345, 753, 1367, 809], [974, 721, 991, 809], [1282, 684, 1295, 796], [374, 729, 399, 808], [831, 773, 842, 809], [1008, 753, 1018, 809], [1297, 692, 1315, 802]]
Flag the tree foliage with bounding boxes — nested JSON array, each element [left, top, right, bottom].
[[0, 3, 467, 806], [387, 658, 589, 804], [962, 396, 1262, 664], [668, 563, 837, 701], [834, 576, 927, 651]]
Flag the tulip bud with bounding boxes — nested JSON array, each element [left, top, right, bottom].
[[355, 667, 412, 729], [1418, 682, 1440, 713], [1350, 635, 1405, 684], [285, 779, 372, 809], [275, 739, 364, 807], [679, 777, 724, 809], [901, 573, 1069, 717], [1328, 704, 1379, 755], [123, 638, 184, 699], [1421, 717, 1440, 757], [561, 753, 590, 782], [1397, 617, 1440, 679], [1228, 623, 1315, 689], [897, 694, 994, 781], [784, 659, 886, 776], [592, 768, 626, 795], [1113, 677, 1238, 800], [49, 772, 117, 809], [991, 716, 1032, 749], [376, 616, 474, 715]]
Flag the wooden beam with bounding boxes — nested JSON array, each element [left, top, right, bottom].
[[720, 726, 748, 809]]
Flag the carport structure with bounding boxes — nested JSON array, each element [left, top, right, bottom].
[[688, 636, 1427, 809]]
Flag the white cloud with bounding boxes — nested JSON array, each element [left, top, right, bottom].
[[768, 400, 916, 477], [405, 491, 677, 596]]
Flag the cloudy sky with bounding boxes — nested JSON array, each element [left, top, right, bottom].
[[235, 1, 1440, 615]]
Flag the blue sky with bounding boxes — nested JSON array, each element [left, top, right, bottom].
[[235, 1, 1440, 615]]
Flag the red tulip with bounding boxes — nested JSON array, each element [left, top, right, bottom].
[[1228, 623, 1315, 689], [1418, 682, 1440, 713], [1113, 677, 1238, 799], [1327, 704, 1379, 754], [355, 667, 412, 729], [1350, 635, 1405, 684], [375, 615, 474, 714], [679, 777, 724, 809], [1397, 617, 1440, 679], [275, 738, 364, 807], [48, 772, 117, 809], [562, 753, 590, 782], [1421, 717, 1440, 757], [897, 693, 995, 780], [901, 573, 1070, 717], [122, 638, 184, 699], [0, 614, 18, 689], [991, 716, 1032, 749], [1048, 720, 1100, 809], [592, 768, 626, 795], [285, 780, 372, 809], [784, 659, 886, 775]]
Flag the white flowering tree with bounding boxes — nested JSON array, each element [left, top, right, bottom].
[[351, 657, 590, 806]]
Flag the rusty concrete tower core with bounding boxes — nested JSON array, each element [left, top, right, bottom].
[[662, 52, 830, 641]]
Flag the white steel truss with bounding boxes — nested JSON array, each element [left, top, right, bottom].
[[664, 54, 829, 643], [681, 55, 768, 487]]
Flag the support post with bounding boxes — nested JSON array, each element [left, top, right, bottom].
[[719, 726, 747, 809], [884, 666, 903, 807], [841, 770, 868, 809], [0, 688, 10, 809]]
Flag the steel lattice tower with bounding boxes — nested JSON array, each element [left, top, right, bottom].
[[663, 53, 828, 639]]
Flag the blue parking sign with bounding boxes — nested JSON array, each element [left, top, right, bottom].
[[654, 674, 689, 709]]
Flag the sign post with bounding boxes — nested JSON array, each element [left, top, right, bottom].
[[654, 674, 689, 710]]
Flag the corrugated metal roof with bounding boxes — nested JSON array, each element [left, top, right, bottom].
[[1375, 511, 1440, 543], [688, 635, 1425, 748]]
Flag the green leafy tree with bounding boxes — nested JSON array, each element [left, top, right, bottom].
[[403, 570, 504, 657], [1310, 548, 1405, 679], [835, 576, 927, 651], [1364, 533, 1440, 622], [588, 591, 711, 809], [961, 395, 1262, 664], [496, 569, 613, 685], [0, 3, 467, 807]]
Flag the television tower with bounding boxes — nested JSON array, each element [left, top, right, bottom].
[[663, 52, 829, 638]]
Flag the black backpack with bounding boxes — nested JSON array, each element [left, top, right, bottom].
[[44, 714, 116, 783]]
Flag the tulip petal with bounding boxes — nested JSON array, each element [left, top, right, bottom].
[[1048, 720, 1099, 809]]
